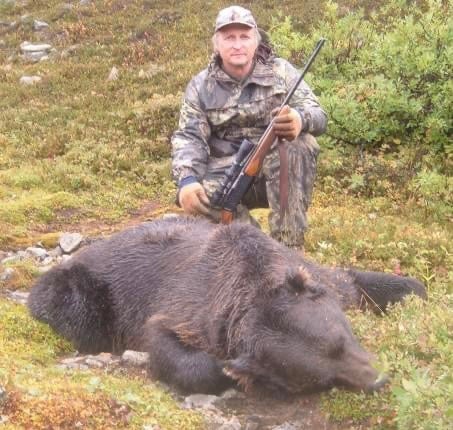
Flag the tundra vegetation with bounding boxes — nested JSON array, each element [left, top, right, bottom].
[[0, 0, 451, 429]]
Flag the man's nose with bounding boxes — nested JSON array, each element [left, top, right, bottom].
[[232, 39, 242, 49]]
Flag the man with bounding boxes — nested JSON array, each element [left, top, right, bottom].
[[171, 5, 327, 249]]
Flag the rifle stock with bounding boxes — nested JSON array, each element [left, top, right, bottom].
[[243, 127, 277, 176]]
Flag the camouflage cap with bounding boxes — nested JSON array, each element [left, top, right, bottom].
[[214, 5, 257, 32]]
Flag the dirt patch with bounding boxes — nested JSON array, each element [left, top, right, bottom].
[[213, 391, 354, 430], [20, 200, 178, 249]]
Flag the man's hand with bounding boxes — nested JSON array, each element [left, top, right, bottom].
[[272, 105, 303, 141], [179, 182, 211, 216]]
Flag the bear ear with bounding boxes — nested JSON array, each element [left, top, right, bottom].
[[285, 266, 311, 292]]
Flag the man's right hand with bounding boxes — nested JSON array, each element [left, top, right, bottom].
[[178, 182, 211, 216]]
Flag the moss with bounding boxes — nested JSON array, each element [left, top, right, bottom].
[[0, 299, 203, 429]]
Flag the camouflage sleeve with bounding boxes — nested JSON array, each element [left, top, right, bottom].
[[171, 77, 211, 184], [280, 58, 328, 136]]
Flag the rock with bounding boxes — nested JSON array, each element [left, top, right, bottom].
[[85, 358, 106, 368], [244, 416, 261, 430], [107, 66, 119, 81], [220, 388, 243, 400], [33, 20, 49, 31], [121, 350, 149, 367], [6, 291, 29, 305], [48, 247, 64, 258], [41, 256, 54, 266], [19, 75, 42, 85], [20, 41, 52, 62], [182, 394, 221, 410], [17, 250, 28, 259], [20, 41, 52, 53], [26, 246, 48, 260], [59, 233, 83, 254], [217, 417, 241, 430], [162, 213, 179, 220], [0, 268, 14, 282], [61, 254, 72, 263], [60, 353, 120, 370], [79, 0, 91, 5]]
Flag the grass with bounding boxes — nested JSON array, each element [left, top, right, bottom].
[[0, 0, 452, 429]]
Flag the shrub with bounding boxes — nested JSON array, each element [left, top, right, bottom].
[[270, 0, 452, 210]]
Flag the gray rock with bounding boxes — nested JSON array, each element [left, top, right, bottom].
[[217, 417, 241, 430], [0, 268, 14, 282], [244, 416, 261, 430], [182, 394, 221, 410], [26, 246, 48, 259], [48, 247, 64, 258], [20, 41, 52, 62], [6, 291, 29, 305], [59, 232, 83, 253], [20, 41, 52, 53], [220, 388, 244, 400], [162, 213, 179, 220], [41, 256, 54, 266], [79, 0, 91, 5], [17, 250, 28, 259], [19, 75, 42, 85], [61, 254, 72, 263], [85, 357, 106, 368], [33, 20, 49, 31], [121, 350, 149, 367]]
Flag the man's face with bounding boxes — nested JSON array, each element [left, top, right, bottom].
[[215, 24, 258, 79]]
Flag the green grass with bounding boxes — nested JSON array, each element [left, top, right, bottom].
[[0, 301, 203, 429], [0, 0, 452, 429]]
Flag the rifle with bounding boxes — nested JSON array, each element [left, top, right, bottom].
[[211, 38, 326, 224]]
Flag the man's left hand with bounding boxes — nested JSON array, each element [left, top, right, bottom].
[[272, 105, 303, 141]]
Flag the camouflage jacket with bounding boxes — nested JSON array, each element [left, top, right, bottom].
[[171, 55, 327, 185]]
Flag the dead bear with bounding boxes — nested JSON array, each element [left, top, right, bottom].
[[27, 217, 426, 395]]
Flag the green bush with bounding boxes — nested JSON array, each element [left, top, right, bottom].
[[270, 0, 452, 212], [270, 0, 452, 157]]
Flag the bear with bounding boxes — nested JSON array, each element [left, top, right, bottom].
[[27, 217, 426, 396]]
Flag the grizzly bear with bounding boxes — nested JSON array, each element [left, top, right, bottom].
[[28, 217, 426, 395]]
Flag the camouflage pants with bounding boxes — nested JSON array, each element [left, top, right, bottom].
[[202, 134, 320, 248]]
